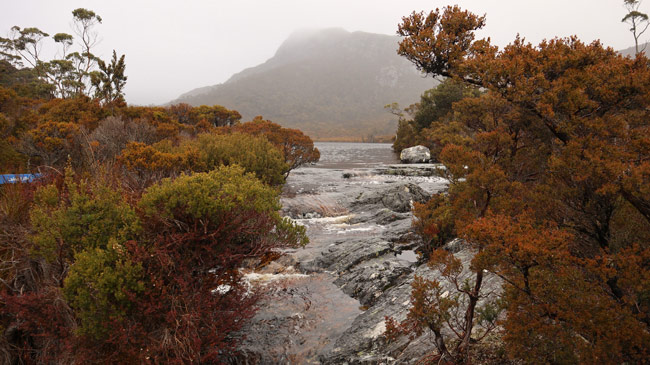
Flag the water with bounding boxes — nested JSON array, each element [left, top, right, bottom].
[[311, 142, 400, 169], [396, 250, 418, 263], [239, 142, 447, 363]]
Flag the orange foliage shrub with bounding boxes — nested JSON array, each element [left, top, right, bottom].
[[235, 116, 320, 172], [36, 96, 107, 130]]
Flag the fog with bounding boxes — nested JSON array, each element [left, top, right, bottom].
[[1, 0, 644, 105]]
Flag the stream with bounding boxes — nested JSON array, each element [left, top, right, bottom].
[[235, 142, 451, 364]]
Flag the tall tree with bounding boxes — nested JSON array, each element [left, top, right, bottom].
[[0, 9, 110, 99], [3, 26, 49, 68], [69, 8, 102, 96], [622, 0, 649, 55], [90, 50, 127, 105]]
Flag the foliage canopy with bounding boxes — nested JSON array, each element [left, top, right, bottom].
[[389, 5, 650, 363]]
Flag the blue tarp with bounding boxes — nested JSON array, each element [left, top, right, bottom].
[[0, 174, 42, 184]]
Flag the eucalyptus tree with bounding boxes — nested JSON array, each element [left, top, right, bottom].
[[622, 0, 649, 55]]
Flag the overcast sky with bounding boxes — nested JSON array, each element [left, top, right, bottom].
[[1, 0, 645, 105]]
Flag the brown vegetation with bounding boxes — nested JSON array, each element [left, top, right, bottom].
[[0, 10, 319, 362], [387, 5, 650, 364]]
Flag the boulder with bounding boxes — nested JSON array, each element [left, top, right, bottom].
[[400, 145, 430, 163], [381, 183, 429, 213]]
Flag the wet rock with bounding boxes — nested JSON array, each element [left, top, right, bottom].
[[444, 237, 468, 254], [334, 256, 413, 307], [400, 145, 430, 163], [257, 261, 286, 274], [281, 194, 348, 219], [354, 183, 429, 213], [240, 144, 467, 363], [374, 208, 410, 225], [321, 244, 503, 364], [275, 253, 299, 268], [380, 217, 417, 247], [375, 165, 441, 177], [316, 238, 393, 273], [380, 184, 429, 213], [348, 208, 410, 226], [234, 273, 362, 364], [322, 264, 439, 364]]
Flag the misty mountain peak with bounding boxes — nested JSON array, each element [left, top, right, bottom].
[[172, 29, 436, 140]]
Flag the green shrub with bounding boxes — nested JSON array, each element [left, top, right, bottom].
[[31, 171, 140, 263], [191, 132, 288, 186], [139, 165, 307, 246], [63, 245, 144, 339]]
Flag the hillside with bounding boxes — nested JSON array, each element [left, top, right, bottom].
[[619, 42, 650, 57], [171, 28, 437, 140]]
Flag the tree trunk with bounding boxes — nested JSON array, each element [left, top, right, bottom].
[[430, 324, 455, 364], [457, 269, 484, 363]]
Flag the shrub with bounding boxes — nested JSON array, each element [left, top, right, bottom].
[[63, 246, 144, 339], [30, 171, 140, 264], [191, 132, 289, 185], [140, 164, 305, 245], [235, 117, 320, 172]]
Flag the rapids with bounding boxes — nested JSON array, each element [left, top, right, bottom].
[[235, 142, 449, 364]]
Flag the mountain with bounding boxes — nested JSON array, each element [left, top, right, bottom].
[[171, 28, 437, 140], [619, 42, 649, 57]]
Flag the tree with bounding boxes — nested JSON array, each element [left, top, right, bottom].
[[414, 79, 476, 131], [117, 131, 289, 188], [0, 60, 53, 98], [4, 26, 49, 68], [118, 140, 194, 187], [70, 8, 102, 96], [88, 116, 156, 163], [30, 171, 140, 269], [44, 33, 77, 98], [168, 103, 193, 124], [2, 26, 78, 98], [90, 50, 127, 106], [397, 7, 487, 81], [190, 132, 289, 185], [21, 121, 82, 167], [1, 8, 120, 99], [394, 5, 650, 363], [387, 102, 419, 153], [41, 59, 77, 99], [623, 0, 649, 55], [391, 79, 480, 159], [53, 33, 73, 59], [63, 246, 144, 340], [386, 248, 502, 363], [1, 158, 308, 362]]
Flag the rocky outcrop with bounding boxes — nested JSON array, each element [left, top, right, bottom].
[[381, 184, 429, 213], [353, 183, 429, 213], [400, 145, 430, 163], [322, 239, 503, 364]]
